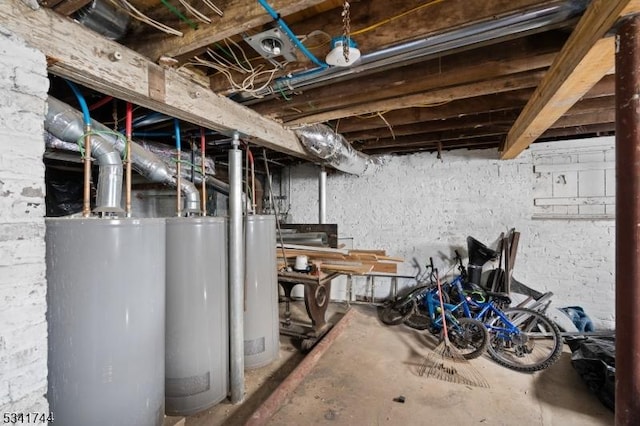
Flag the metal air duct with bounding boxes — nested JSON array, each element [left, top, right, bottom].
[[45, 107, 123, 214], [295, 124, 380, 176], [73, 0, 130, 41], [46, 96, 201, 214]]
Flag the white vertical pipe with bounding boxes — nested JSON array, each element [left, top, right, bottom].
[[229, 132, 245, 404], [319, 167, 327, 224]]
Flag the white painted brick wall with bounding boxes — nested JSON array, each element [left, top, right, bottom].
[[0, 27, 49, 415], [286, 139, 615, 329]]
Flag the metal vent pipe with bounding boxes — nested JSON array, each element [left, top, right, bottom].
[[45, 102, 123, 214], [46, 96, 201, 213], [295, 124, 380, 176]]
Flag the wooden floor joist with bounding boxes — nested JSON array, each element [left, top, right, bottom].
[[500, 0, 640, 159]]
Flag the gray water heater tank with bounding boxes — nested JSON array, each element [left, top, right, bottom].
[[244, 215, 279, 369], [165, 217, 229, 416], [46, 218, 166, 426]]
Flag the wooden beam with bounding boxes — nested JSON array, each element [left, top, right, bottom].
[[0, 0, 309, 159], [255, 32, 563, 117], [284, 70, 546, 125], [501, 0, 640, 159], [346, 110, 521, 141], [129, 0, 329, 61], [336, 75, 614, 134]]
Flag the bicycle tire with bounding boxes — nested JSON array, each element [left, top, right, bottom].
[[448, 317, 489, 360], [379, 301, 414, 325], [403, 310, 431, 330], [486, 307, 562, 372]]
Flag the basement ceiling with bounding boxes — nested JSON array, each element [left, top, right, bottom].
[[37, 0, 640, 163]]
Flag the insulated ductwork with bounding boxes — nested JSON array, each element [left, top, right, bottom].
[[138, 140, 230, 195], [73, 0, 130, 41], [45, 106, 123, 214], [295, 124, 381, 176], [45, 96, 201, 214]]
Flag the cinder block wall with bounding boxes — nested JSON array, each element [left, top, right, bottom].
[[286, 139, 615, 329], [0, 28, 49, 413]]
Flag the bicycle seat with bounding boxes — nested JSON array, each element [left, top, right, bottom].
[[467, 236, 498, 266], [485, 290, 511, 305]]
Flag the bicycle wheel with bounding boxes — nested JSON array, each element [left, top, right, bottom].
[[403, 304, 431, 330], [486, 307, 562, 372], [379, 300, 415, 325], [448, 317, 489, 360]]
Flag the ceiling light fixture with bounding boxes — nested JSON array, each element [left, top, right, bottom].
[[325, 36, 361, 67]]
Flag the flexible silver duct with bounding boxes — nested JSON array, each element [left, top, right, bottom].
[[73, 0, 130, 41], [139, 140, 230, 195], [46, 96, 201, 214], [295, 124, 381, 176], [45, 106, 123, 214]]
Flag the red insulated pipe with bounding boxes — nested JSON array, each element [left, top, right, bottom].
[[88, 95, 113, 111]]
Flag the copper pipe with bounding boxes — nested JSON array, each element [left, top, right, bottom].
[[616, 15, 640, 426], [200, 128, 207, 216], [82, 124, 92, 217]]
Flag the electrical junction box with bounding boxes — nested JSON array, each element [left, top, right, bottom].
[[243, 27, 298, 62]]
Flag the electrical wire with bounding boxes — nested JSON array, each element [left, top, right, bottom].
[[202, 0, 224, 16], [110, 0, 183, 36], [160, 0, 198, 29], [176, 0, 212, 24], [350, 0, 446, 36]]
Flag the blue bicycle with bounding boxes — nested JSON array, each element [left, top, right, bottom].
[[379, 264, 489, 360], [407, 253, 562, 372]]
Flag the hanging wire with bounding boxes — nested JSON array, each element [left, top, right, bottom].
[[350, 0, 446, 36], [110, 0, 183, 36]]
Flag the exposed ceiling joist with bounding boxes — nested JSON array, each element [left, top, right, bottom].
[[284, 70, 547, 125], [0, 0, 309, 159], [130, 0, 329, 61], [500, 0, 640, 159]]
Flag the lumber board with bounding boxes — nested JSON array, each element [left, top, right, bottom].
[[0, 0, 309, 159], [284, 70, 546, 125], [501, 0, 640, 159], [349, 249, 386, 256], [276, 243, 349, 255], [319, 263, 374, 275]]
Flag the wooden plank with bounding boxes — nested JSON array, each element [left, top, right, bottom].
[[534, 162, 615, 173], [284, 70, 546, 125], [0, 0, 309, 159], [319, 263, 374, 275], [365, 262, 398, 274], [348, 249, 386, 256], [276, 243, 349, 254], [129, 0, 329, 61], [501, 0, 640, 159], [534, 196, 615, 206], [254, 33, 562, 117]]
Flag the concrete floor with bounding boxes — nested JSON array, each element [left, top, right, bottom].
[[267, 305, 613, 426], [173, 303, 613, 425]]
